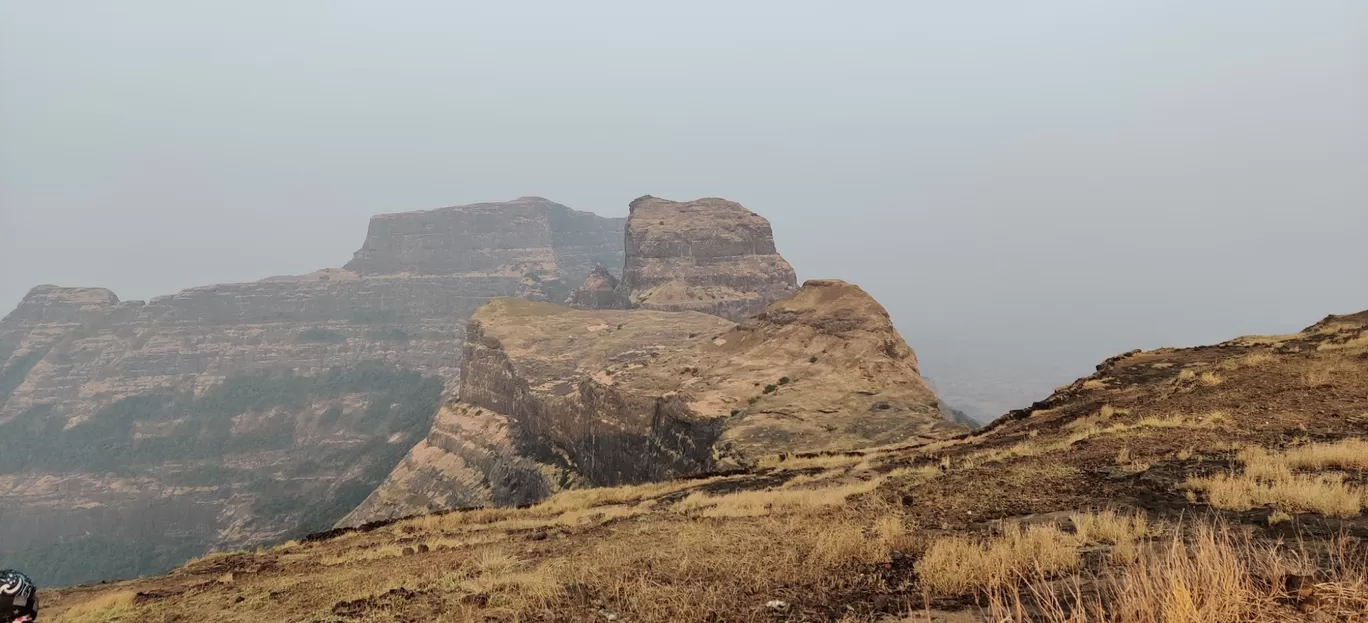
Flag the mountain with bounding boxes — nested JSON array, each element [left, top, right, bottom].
[[0, 197, 623, 586], [343, 279, 965, 525], [38, 308, 1368, 622], [568, 195, 799, 320]]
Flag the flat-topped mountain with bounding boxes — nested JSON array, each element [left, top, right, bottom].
[[0, 198, 623, 586], [345, 197, 623, 299], [344, 279, 964, 525], [605, 195, 799, 321]]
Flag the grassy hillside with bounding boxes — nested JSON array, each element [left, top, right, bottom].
[[37, 311, 1368, 622]]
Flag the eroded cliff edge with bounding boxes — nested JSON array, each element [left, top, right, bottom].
[[344, 279, 965, 525], [0, 198, 623, 586]]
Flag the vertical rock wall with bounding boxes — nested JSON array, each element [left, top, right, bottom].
[[616, 196, 798, 321]]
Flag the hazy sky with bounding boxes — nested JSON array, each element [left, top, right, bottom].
[[3, 1, 1366, 410]]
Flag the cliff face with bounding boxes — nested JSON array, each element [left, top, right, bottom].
[[345, 280, 965, 525], [344, 196, 625, 302], [0, 198, 624, 587], [612, 196, 798, 321]]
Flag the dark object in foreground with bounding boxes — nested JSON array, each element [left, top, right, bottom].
[[0, 569, 38, 622]]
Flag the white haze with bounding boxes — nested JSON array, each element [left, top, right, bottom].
[[2, 1, 1366, 416]]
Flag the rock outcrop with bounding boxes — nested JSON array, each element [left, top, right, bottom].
[[612, 196, 798, 321], [566, 265, 624, 310], [344, 279, 965, 525], [0, 198, 624, 586]]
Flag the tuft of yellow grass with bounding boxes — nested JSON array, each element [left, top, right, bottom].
[[985, 521, 1360, 623], [1279, 438, 1368, 472], [1187, 439, 1368, 518], [673, 477, 884, 518], [50, 590, 138, 623], [567, 512, 901, 621], [1304, 357, 1353, 386], [915, 523, 1082, 596], [1317, 332, 1368, 352], [1187, 472, 1363, 518], [1218, 352, 1276, 371], [533, 476, 733, 514], [1072, 509, 1150, 545], [758, 452, 866, 471], [1082, 378, 1110, 390], [1065, 405, 1128, 431]]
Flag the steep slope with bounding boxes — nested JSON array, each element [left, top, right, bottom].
[[610, 195, 798, 320], [0, 198, 624, 586], [343, 279, 963, 525], [41, 309, 1368, 623]]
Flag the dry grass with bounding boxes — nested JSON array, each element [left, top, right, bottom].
[[1218, 352, 1276, 370], [1174, 368, 1225, 387], [987, 522, 1368, 623], [1064, 405, 1128, 431], [1303, 357, 1355, 386], [674, 478, 884, 518], [1278, 439, 1368, 472], [49, 590, 137, 623], [1233, 332, 1301, 347], [1187, 441, 1368, 517], [1072, 509, 1151, 565], [1316, 332, 1368, 352], [1072, 509, 1150, 545], [569, 511, 903, 621], [759, 452, 866, 471], [916, 523, 1083, 596], [954, 411, 1227, 472], [533, 476, 733, 514], [1082, 378, 1111, 390]]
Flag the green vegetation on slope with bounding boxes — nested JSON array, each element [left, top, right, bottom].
[[0, 360, 440, 474], [0, 360, 442, 588]]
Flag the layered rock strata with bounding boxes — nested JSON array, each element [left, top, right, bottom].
[[610, 196, 798, 321], [345, 279, 965, 525], [0, 198, 624, 586]]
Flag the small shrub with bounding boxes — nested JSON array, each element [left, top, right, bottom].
[[809, 356, 819, 363], [778, 377, 791, 385], [763, 385, 778, 394]]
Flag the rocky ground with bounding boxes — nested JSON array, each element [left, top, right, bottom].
[[38, 309, 1368, 622]]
